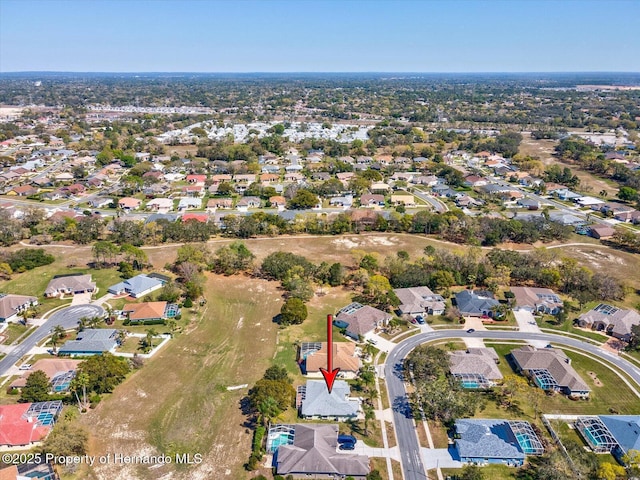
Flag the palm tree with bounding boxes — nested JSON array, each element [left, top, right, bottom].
[[363, 403, 375, 436], [49, 325, 66, 352], [71, 372, 90, 411], [145, 328, 158, 349], [257, 396, 281, 427]]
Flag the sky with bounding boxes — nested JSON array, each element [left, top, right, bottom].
[[1, 0, 639, 73]]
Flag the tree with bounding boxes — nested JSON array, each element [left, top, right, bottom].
[[287, 189, 318, 210], [20, 370, 51, 403], [328, 262, 345, 287], [211, 241, 255, 275], [596, 462, 625, 480], [248, 379, 295, 411], [76, 354, 130, 394], [49, 325, 66, 352], [618, 186, 639, 202], [257, 396, 281, 426], [70, 372, 90, 411], [39, 421, 88, 457], [280, 298, 308, 326], [460, 465, 484, 480]]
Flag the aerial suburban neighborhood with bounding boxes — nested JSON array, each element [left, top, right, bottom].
[[1, 2, 640, 479]]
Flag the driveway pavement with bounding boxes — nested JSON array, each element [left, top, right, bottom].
[[71, 292, 93, 306], [422, 448, 462, 469], [336, 443, 401, 461], [364, 332, 396, 353], [462, 317, 486, 348], [513, 310, 547, 347]]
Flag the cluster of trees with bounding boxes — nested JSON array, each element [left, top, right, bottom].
[[0, 248, 54, 276], [461, 131, 523, 158], [544, 164, 580, 188], [404, 346, 480, 423]]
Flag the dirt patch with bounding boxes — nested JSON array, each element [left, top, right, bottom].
[[587, 371, 603, 387]]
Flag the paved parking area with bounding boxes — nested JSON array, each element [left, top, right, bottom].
[[422, 448, 462, 469]]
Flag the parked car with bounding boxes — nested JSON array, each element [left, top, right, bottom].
[[410, 318, 417, 324], [338, 434, 357, 445], [19, 364, 32, 370], [339, 443, 356, 451], [416, 315, 425, 324]]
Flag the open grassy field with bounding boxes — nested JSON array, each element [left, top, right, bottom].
[[75, 273, 283, 480]]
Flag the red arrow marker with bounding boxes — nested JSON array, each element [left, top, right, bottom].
[[320, 314, 341, 393]]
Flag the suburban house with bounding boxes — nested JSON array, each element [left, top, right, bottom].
[[7, 185, 37, 196], [0, 462, 57, 480], [207, 198, 233, 211], [44, 274, 95, 298], [58, 329, 119, 356], [10, 358, 81, 392], [269, 195, 287, 207], [449, 347, 503, 388], [0, 294, 38, 322], [454, 290, 500, 317], [298, 380, 360, 420], [146, 198, 174, 213], [108, 274, 166, 298], [510, 345, 591, 398], [360, 194, 385, 207], [329, 195, 353, 208], [118, 197, 141, 210], [123, 301, 177, 324], [576, 415, 640, 462], [300, 342, 361, 379], [464, 175, 488, 187], [186, 174, 206, 185], [394, 286, 446, 317], [0, 401, 63, 448], [273, 424, 370, 478], [236, 196, 261, 209], [454, 419, 544, 466], [577, 304, 640, 342], [89, 197, 113, 209], [177, 197, 202, 211], [510, 287, 563, 314], [334, 302, 391, 340], [589, 225, 616, 239], [181, 185, 204, 197], [182, 212, 209, 223], [390, 193, 416, 206]]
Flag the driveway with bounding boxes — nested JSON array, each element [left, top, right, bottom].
[[364, 332, 396, 353], [513, 310, 547, 347], [422, 448, 462, 469], [337, 443, 401, 461], [462, 317, 486, 348], [71, 292, 93, 306]]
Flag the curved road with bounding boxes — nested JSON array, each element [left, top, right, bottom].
[[0, 304, 105, 376], [384, 330, 640, 480]]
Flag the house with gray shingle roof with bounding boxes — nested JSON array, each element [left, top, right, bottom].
[[454, 419, 543, 467], [394, 286, 445, 317], [299, 380, 360, 420], [0, 294, 38, 323], [108, 274, 166, 298], [449, 347, 503, 388], [577, 304, 640, 342], [58, 329, 118, 356], [275, 424, 370, 478], [334, 303, 391, 340], [510, 345, 590, 398], [454, 290, 500, 317], [44, 275, 95, 298]]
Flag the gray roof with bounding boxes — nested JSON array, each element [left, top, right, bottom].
[[449, 348, 503, 380], [599, 415, 640, 454], [578, 306, 640, 338], [394, 286, 445, 315], [335, 303, 391, 337], [59, 329, 117, 354], [108, 274, 164, 296], [276, 424, 369, 476], [455, 419, 526, 460], [455, 290, 499, 316], [45, 275, 95, 295], [510, 346, 590, 393], [0, 294, 37, 321], [300, 380, 360, 418]]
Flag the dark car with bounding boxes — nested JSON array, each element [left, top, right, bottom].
[[466, 328, 475, 333], [416, 315, 425, 324], [338, 434, 357, 445], [339, 443, 356, 450]]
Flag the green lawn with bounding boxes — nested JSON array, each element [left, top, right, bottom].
[[1, 323, 30, 345], [442, 464, 517, 480], [483, 343, 640, 418], [540, 318, 609, 343]]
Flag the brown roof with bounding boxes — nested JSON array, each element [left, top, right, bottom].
[[0, 294, 37, 321], [305, 342, 361, 373], [10, 358, 81, 389], [123, 301, 167, 321], [511, 346, 590, 393]]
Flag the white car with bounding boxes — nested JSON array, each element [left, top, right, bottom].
[[19, 364, 32, 370]]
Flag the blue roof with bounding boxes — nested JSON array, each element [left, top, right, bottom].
[[455, 419, 525, 460], [59, 329, 118, 354], [455, 290, 499, 316], [109, 274, 164, 296], [599, 416, 640, 454]]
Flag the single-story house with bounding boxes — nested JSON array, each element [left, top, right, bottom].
[[589, 225, 616, 239], [334, 302, 391, 340], [454, 290, 500, 317], [394, 286, 445, 317], [370, 182, 391, 193], [454, 419, 543, 466], [390, 193, 415, 206], [449, 347, 503, 388], [510, 345, 590, 398], [181, 185, 204, 197], [146, 198, 174, 212], [182, 212, 209, 223], [118, 197, 141, 210], [576, 196, 605, 207], [89, 197, 113, 209], [577, 415, 640, 462], [123, 301, 175, 323], [10, 358, 81, 392], [186, 174, 206, 185], [329, 195, 353, 208], [301, 342, 361, 379], [108, 274, 165, 298], [299, 380, 360, 420], [58, 329, 119, 356], [510, 287, 563, 314], [0, 294, 38, 322], [360, 194, 385, 207], [7, 185, 37, 196], [0, 401, 62, 447], [464, 175, 488, 187], [44, 275, 95, 298], [517, 198, 541, 210], [274, 423, 370, 478], [269, 195, 287, 207], [207, 198, 233, 210], [237, 196, 261, 209], [177, 197, 202, 211], [577, 304, 640, 342]]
